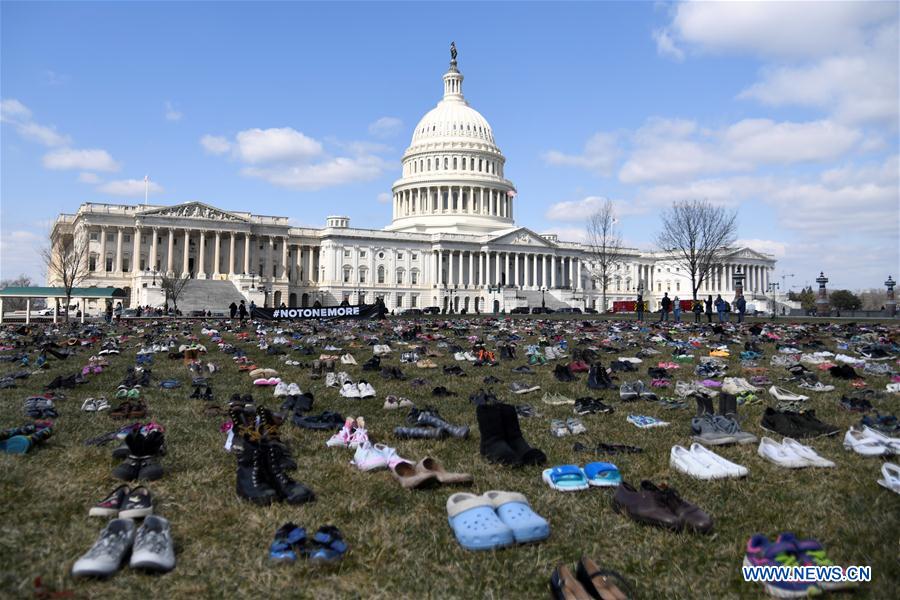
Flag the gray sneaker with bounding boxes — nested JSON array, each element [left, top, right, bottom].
[[130, 515, 175, 572], [510, 382, 539, 394], [691, 414, 737, 445], [72, 518, 136, 578], [620, 382, 639, 401], [712, 415, 758, 444]]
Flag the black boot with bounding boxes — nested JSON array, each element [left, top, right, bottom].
[[587, 363, 613, 390], [554, 364, 575, 382], [499, 403, 546, 466], [261, 440, 314, 505], [416, 409, 469, 438], [236, 441, 277, 505], [476, 404, 520, 466], [257, 406, 297, 472], [696, 395, 715, 415], [718, 393, 738, 418]]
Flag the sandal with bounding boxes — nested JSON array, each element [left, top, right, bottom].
[[542, 465, 589, 492], [308, 526, 348, 564], [575, 556, 633, 600]]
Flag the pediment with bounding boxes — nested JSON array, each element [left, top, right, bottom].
[[725, 247, 771, 261], [488, 228, 555, 248], [139, 202, 248, 222]]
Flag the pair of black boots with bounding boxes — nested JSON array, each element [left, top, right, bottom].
[[112, 431, 165, 481], [477, 403, 546, 467], [587, 362, 615, 390], [231, 404, 314, 506]]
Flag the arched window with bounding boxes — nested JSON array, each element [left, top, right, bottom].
[[377, 266, 385, 284], [427, 158, 431, 171], [343, 266, 352, 283], [358, 268, 368, 284], [410, 269, 419, 285], [462, 157, 467, 170], [453, 157, 457, 170], [396, 268, 405, 284], [88, 253, 98, 272], [444, 157, 448, 169]]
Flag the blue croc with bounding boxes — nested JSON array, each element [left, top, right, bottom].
[[308, 525, 348, 564], [483, 491, 550, 544], [541, 465, 589, 492], [584, 462, 621, 487], [0, 435, 32, 454], [447, 493, 514, 551], [269, 523, 306, 562]]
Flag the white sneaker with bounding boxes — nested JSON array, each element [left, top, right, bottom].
[[782, 437, 835, 468], [273, 382, 290, 397], [861, 426, 900, 454], [358, 381, 376, 398], [351, 443, 388, 471], [757, 437, 809, 468], [340, 354, 357, 365], [327, 418, 355, 447], [689, 443, 749, 478], [72, 518, 136, 578], [287, 382, 302, 396], [877, 463, 900, 494], [340, 382, 361, 399], [325, 373, 337, 388], [349, 424, 369, 449], [463, 352, 477, 362], [670, 445, 720, 479], [338, 371, 351, 386], [129, 516, 175, 573], [454, 352, 466, 361], [842, 427, 890, 456]]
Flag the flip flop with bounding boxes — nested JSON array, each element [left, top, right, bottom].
[[415, 457, 473, 485], [583, 462, 621, 487], [542, 465, 589, 492]]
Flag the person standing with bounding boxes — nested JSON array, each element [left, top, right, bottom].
[[736, 293, 747, 323], [636, 293, 644, 321], [673, 296, 681, 323], [705, 295, 713, 323], [114, 301, 123, 323], [105, 301, 113, 324], [693, 298, 703, 323], [659, 293, 672, 322], [715, 294, 727, 322], [229, 301, 238, 319], [238, 300, 248, 324]]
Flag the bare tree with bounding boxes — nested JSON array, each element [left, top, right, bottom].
[[160, 273, 191, 311], [0, 274, 35, 312], [586, 199, 625, 313], [41, 236, 89, 322], [655, 199, 737, 301]]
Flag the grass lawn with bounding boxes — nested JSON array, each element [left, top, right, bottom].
[[1, 316, 898, 599]]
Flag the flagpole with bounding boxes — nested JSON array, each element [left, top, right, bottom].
[[144, 175, 149, 206]]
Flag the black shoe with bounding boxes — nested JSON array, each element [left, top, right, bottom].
[[236, 441, 277, 505], [499, 403, 546, 466], [761, 407, 810, 438], [554, 364, 575, 382], [476, 404, 520, 466], [417, 410, 469, 439], [483, 375, 502, 385], [261, 440, 314, 505], [112, 455, 143, 481], [431, 386, 455, 397], [587, 363, 615, 390], [790, 410, 839, 438], [393, 426, 447, 439]]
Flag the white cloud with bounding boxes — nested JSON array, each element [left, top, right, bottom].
[[96, 178, 164, 197], [735, 238, 788, 258], [636, 176, 765, 208], [0, 230, 45, 281], [241, 155, 389, 191], [77, 172, 101, 184], [542, 132, 619, 176], [164, 101, 183, 122], [545, 196, 642, 222], [234, 127, 323, 164], [1, 98, 71, 147], [725, 119, 861, 163], [42, 148, 120, 172], [665, 1, 895, 59], [0, 98, 32, 122], [820, 155, 898, 187], [539, 227, 589, 244], [368, 117, 403, 138], [377, 192, 392, 204], [652, 28, 684, 61], [200, 134, 231, 155]]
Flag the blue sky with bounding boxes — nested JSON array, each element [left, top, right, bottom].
[[2, 1, 898, 290]]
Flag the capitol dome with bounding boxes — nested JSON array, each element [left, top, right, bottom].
[[385, 44, 517, 235]]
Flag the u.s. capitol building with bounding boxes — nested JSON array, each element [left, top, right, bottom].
[[49, 48, 775, 315]]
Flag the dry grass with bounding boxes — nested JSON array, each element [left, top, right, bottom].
[[1, 316, 898, 599]]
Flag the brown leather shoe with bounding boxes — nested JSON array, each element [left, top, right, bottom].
[[611, 481, 680, 530], [640, 481, 714, 533], [575, 556, 632, 600], [109, 401, 132, 419], [550, 564, 592, 600]]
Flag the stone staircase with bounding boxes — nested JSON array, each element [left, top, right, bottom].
[[174, 280, 245, 314], [513, 289, 575, 310]]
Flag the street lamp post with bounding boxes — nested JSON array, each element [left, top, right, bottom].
[[540, 286, 547, 309], [259, 285, 268, 308], [767, 282, 780, 318], [444, 284, 458, 314], [151, 269, 158, 286], [884, 276, 896, 317]]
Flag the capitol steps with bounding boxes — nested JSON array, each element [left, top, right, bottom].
[[512, 289, 575, 311], [173, 279, 244, 314]]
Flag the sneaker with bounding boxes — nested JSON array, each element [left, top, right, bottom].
[[118, 486, 153, 519], [550, 419, 570, 437], [287, 382, 302, 396], [326, 418, 355, 447], [269, 523, 307, 562], [72, 518, 136, 578], [349, 417, 369, 448], [340, 382, 361, 399], [325, 372, 337, 388], [566, 417, 587, 435], [743, 534, 820, 598], [510, 382, 540, 395], [129, 516, 175, 572], [273, 382, 290, 397], [308, 526, 348, 564], [89, 484, 130, 517], [358, 381, 376, 399], [351, 443, 389, 471]]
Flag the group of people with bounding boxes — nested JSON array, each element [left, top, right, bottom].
[[636, 292, 748, 324]]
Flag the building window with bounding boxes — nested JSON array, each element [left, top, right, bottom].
[[359, 268, 367, 283], [105, 257, 113, 271], [377, 266, 385, 284], [378, 252, 384, 259], [124, 234, 131, 243], [140, 257, 146, 270], [343, 267, 351, 283], [411, 294, 418, 308], [453, 157, 457, 169], [410, 270, 419, 285], [344, 249, 350, 257], [90, 232, 99, 241], [123, 258, 130, 272], [396, 269, 404, 284], [411, 253, 418, 261], [462, 158, 467, 170], [396, 294, 404, 308], [444, 157, 448, 169], [89, 255, 97, 271], [359, 250, 367, 258], [397, 252, 404, 260]]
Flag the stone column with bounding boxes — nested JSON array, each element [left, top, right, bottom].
[[228, 233, 236, 275], [551, 255, 557, 288], [198, 231, 207, 278], [281, 237, 288, 280], [99, 226, 108, 272], [167, 229, 176, 275], [542, 255, 547, 288], [513, 253, 519, 287], [132, 227, 142, 272], [149, 228, 158, 271], [495, 252, 501, 286], [214, 232, 221, 277], [575, 258, 581, 291], [180, 230, 188, 275], [115, 227, 123, 273], [448, 251, 455, 286], [467, 251, 473, 286], [266, 236, 274, 280], [243, 235, 250, 275]]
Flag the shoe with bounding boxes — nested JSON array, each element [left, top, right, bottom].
[[89, 484, 130, 517], [687, 443, 748, 478], [550, 564, 592, 600], [744, 534, 821, 598], [670, 445, 720, 480], [550, 419, 569, 438], [641, 481, 713, 533], [115, 486, 152, 518], [499, 403, 546, 465], [509, 382, 540, 394], [236, 440, 278, 505], [348, 418, 369, 448], [574, 556, 633, 600], [611, 481, 681, 531], [416, 409, 469, 439], [619, 383, 639, 402], [129, 516, 175, 572], [566, 417, 587, 435], [308, 526, 348, 564], [269, 523, 307, 562], [273, 382, 290, 397], [476, 404, 520, 466], [758, 437, 811, 468], [340, 382, 361, 399], [261, 440, 315, 504], [72, 518, 136, 578]]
